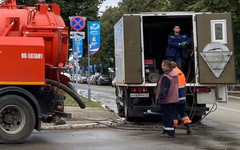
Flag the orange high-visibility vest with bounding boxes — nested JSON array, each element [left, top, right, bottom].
[[173, 67, 186, 87]]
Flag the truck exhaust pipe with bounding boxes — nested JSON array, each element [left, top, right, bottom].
[[41, 114, 53, 123], [45, 79, 86, 109]]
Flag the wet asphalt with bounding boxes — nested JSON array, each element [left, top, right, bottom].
[[1, 121, 240, 150], [1, 84, 240, 149]]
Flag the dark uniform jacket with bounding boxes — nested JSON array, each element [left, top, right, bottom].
[[165, 32, 191, 58]]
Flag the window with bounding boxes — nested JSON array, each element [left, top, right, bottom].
[[211, 20, 227, 43]]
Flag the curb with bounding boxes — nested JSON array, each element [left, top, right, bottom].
[[41, 118, 126, 130], [41, 91, 127, 130], [228, 95, 240, 100], [41, 94, 126, 130]]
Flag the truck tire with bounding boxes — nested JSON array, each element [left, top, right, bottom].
[[116, 96, 124, 117], [116, 102, 124, 117], [115, 87, 124, 117], [0, 95, 35, 143]]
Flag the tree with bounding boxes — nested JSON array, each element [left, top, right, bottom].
[[17, 0, 105, 73], [99, 7, 123, 68], [17, 0, 103, 26], [119, 0, 165, 13], [99, 0, 166, 71]]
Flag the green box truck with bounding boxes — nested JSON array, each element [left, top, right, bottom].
[[114, 12, 235, 122]]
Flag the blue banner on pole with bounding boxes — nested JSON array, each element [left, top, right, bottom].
[[90, 65, 93, 72], [88, 21, 101, 56], [93, 64, 97, 72], [100, 63, 103, 69], [73, 39, 83, 58]]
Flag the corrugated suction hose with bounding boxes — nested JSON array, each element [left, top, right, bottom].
[[46, 79, 85, 109]]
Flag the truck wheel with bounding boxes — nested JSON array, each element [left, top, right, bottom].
[[116, 102, 124, 117], [116, 95, 124, 117], [115, 88, 124, 117], [0, 95, 35, 143]]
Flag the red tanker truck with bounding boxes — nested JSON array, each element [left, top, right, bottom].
[[0, 0, 85, 143]]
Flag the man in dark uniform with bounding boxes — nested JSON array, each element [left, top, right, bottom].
[[165, 25, 191, 70]]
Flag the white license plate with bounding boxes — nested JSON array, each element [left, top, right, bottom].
[[130, 93, 149, 98]]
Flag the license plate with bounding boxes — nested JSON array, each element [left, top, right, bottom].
[[130, 93, 149, 98]]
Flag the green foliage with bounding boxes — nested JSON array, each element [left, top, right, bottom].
[[99, 7, 123, 67], [120, 0, 165, 13], [16, 0, 240, 80], [17, 0, 33, 6], [17, 0, 102, 27], [99, 0, 166, 71], [17, 0, 105, 72]]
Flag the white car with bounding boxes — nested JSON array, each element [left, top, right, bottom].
[[61, 72, 73, 81]]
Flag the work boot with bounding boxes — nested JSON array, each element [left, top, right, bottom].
[[185, 124, 193, 135], [160, 130, 175, 138], [160, 133, 175, 138], [187, 128, 193, 135], [174, 119, 178, 129], [54, 117, 66, 125]]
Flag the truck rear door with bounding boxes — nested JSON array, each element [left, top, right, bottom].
[[115, 15, 142, 84], [196, 13, 235, 84]]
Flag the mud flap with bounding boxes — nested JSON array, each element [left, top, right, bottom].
[[215, 85, 228, 103], [128, 108, 144, 117]]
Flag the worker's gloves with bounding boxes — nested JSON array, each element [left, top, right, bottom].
[[179, 41, 188, 47]]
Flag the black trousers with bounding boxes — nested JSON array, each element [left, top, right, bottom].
[[161, 103, 176, 136]]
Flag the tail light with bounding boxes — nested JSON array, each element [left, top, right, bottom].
[[130, 87, 149, 93], [56, 104, 64, 110], [194, 87, 211, 93]]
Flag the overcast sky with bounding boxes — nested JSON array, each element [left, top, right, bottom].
[[99, 0, 122, 15]]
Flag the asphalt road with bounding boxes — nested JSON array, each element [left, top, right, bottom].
[[1, 84, 240, 149], [77, 84, 117, 113], [77, 84, 240, 130], [205, 96, 240, 129], [1, 120, 240, 150]]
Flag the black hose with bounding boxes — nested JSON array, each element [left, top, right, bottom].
[[46, 79, 85, 109], [41, 114, 53, 123], [67, 82, 76, 92]]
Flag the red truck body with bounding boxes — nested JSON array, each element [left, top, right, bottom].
[[0, 0, 85, 143]]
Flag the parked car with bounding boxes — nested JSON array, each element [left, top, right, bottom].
[[97, 75, 112, 86], [80, 76, 87, 84], [87, 75, 94, 84], [61, 72, 73, 81], [92, 75, 100, 85], [71, 74, 81, 83]]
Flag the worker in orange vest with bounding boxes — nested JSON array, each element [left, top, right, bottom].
[[171, 61, 193, 134]]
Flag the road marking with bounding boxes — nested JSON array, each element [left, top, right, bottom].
[[218, 106, 240, 113]]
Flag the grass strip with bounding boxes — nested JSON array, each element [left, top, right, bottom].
[[64, 93, 103, 108]]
